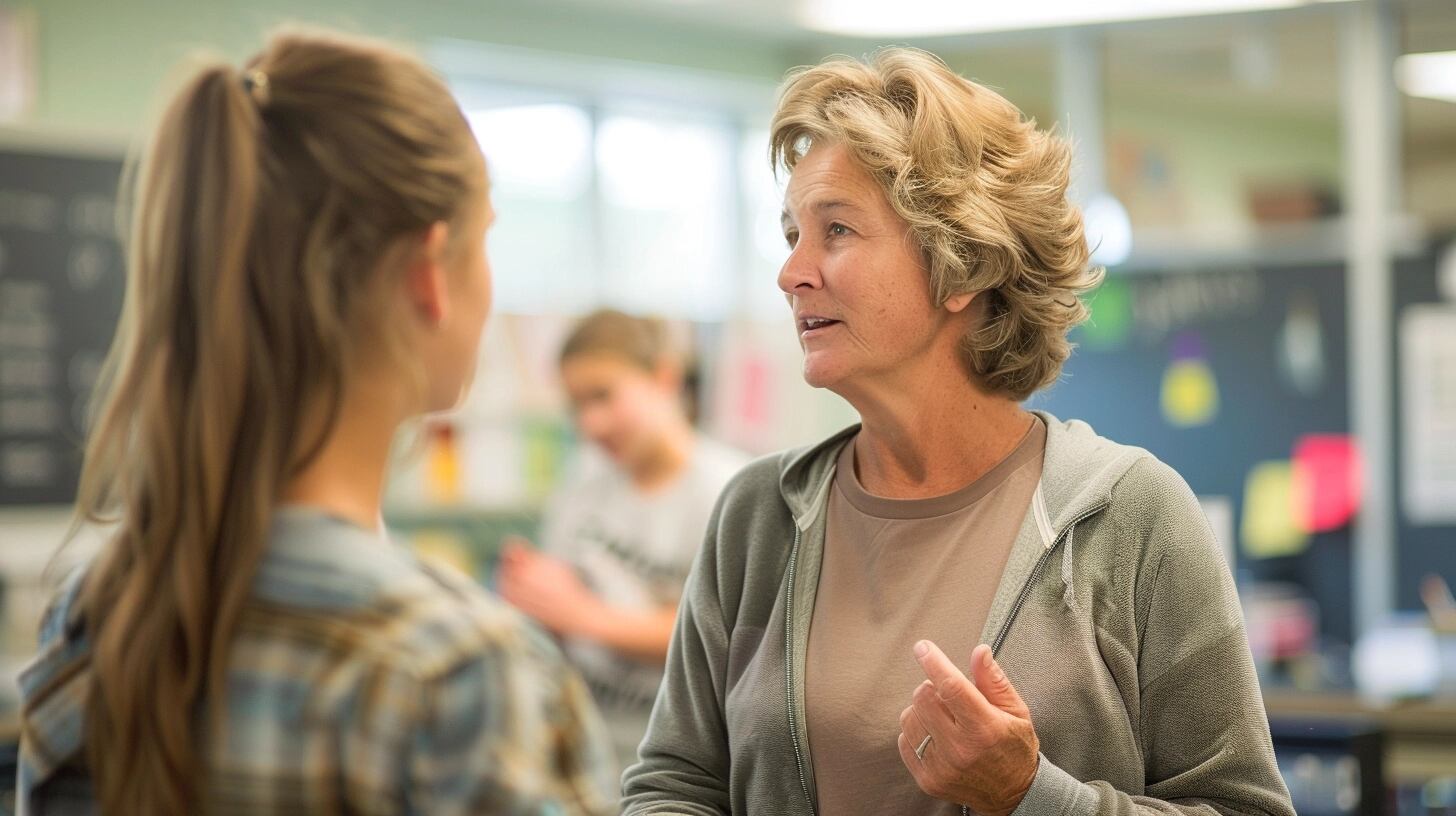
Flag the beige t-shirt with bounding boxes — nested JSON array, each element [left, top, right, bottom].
[[805, 418, 1047, 815]]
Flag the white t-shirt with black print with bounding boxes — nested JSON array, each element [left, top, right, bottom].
[[539, 436, 748, 765]]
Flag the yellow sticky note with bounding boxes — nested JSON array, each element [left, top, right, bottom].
[[1161, 359, 1219, 427], [1241, 461, 1310, 559]]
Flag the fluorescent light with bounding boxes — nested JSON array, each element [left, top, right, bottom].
[[799, 0, 1354, 37], [1397, 51, 1456, 103]]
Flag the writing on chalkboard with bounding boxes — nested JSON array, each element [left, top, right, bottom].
[[0, 188, 57, 231], [1131, 268, 1264, 335], [0, 147, 126, 505]]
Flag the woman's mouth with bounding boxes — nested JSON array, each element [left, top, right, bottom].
[[798, 316, 841, 337]]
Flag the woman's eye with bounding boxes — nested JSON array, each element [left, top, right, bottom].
[[828, 223, 849, 237], [784, 230, 799, 249]]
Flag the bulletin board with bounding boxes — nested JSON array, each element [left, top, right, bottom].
[[0, 145, 127, 505], [1028, 262, 1356, 645], [1392, 245, 1456, 612]]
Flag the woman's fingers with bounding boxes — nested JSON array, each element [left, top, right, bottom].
[[914, 640, 997, 722]]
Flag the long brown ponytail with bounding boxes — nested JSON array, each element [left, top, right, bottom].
[[73, 31, 483, 813]]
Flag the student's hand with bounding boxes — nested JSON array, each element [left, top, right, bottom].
[[498, 541, 601, 636], [896, 641, 1040, 816]]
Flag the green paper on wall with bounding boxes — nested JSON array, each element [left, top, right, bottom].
[[1081, 277, 1132, 348], [1241, 460, 1310, 559]]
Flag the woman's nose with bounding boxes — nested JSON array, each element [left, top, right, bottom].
[[777, 244, 823, 295]]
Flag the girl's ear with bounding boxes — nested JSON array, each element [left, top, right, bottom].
[[404, 222, 451, 325]]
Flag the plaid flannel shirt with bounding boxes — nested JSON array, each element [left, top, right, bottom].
[[16, 508, 618, 815]]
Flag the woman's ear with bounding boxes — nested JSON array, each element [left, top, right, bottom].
[[944, 289, 981, 314], [405, 222, 451, 326]]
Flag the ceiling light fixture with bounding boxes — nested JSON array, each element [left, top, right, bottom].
[[1396, 51, 1456, 104], [798, 0, 1355, 38]]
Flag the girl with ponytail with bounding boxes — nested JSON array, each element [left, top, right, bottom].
[[17, 30, 615, 815]]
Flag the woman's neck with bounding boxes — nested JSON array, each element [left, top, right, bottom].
[[280, 378, 404, 531], [848, 371, 1032, 500]]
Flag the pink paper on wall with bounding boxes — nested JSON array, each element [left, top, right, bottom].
[[737, 355, 771, 429], [1292, 434, 1363, 533]]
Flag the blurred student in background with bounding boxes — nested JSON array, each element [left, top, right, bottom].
[[500, 309, 748, 775], [17, 30, 615, 815]]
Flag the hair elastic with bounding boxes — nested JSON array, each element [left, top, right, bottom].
[[241, 69, 270, 106]]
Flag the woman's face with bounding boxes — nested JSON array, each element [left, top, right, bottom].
[[778, 141, 968, 398], [561, 353, 677, 469]]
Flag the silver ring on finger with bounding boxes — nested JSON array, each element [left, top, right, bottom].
[[914, 733, 932, 761]]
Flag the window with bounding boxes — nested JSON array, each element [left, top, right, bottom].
[[467, 100, 596, 313], [741, 128, 790, 321], [451, 71, 776, 321], [597, 109, 736, 320]]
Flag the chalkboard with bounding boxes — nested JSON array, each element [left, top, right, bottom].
[[1029, 262, 1355, 645], [0, 146, 126, 505]]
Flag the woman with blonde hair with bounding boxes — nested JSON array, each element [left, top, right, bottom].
[[17, 31, 614, 815], [623, 48, 1293, 816]]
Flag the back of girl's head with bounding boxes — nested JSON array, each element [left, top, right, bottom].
[[75, 29, 483, 813], [559, 309, 675, 372]]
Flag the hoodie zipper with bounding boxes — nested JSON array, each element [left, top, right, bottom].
[[785, 526, 814, 813], [955, 505, 1104, 816], [989, 505, 1103, 655]]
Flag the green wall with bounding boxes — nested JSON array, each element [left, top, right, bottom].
[[19, 0, 1346, 235], [24, 0, 796, 136]]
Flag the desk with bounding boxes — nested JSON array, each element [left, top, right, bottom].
[[1265, 690, 1456, 783]]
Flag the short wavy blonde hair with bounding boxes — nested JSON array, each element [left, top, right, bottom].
[[770, 47, 1101, 400]]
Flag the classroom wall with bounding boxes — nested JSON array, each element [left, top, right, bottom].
[[6, 0, 1448, 641], [22, 0, 1347, 240], [22, 0, 794, 137], [1106, 96, 1342, 234]]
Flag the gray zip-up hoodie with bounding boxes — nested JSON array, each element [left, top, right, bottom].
[[622, 412, 1295, 816]]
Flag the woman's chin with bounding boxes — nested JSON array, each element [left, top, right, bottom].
[[800, 358, 849, 391]]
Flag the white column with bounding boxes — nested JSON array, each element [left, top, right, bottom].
[[1339, 0, 1400, 638], [1056, 28, 1106, 203]]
